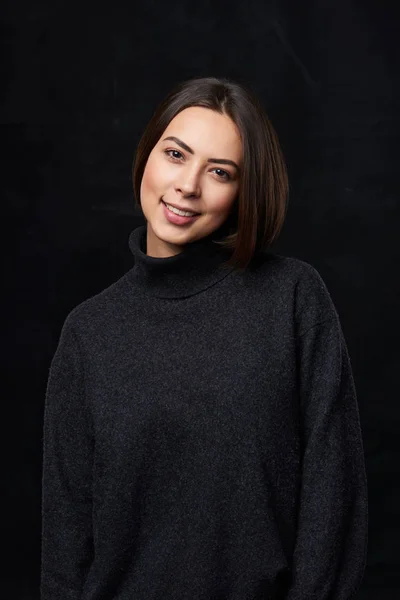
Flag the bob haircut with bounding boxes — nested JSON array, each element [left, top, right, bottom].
[[132, 76, 289, 272]]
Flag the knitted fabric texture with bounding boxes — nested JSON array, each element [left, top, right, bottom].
[[41, 223, 368, 600]]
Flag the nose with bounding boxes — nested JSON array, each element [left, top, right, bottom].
[[175, 167, 201, 197]]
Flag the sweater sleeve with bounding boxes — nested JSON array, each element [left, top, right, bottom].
[[41, 316, 94, 600], [286, 315, 368, 600]]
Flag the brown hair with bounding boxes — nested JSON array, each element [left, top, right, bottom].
[[132, 76, 289, 272]]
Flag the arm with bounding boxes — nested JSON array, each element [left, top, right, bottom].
[[41, 316, 94, 599], [287, 316, 368, 600]]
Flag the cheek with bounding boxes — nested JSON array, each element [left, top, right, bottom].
[[141, 163, 156, 197], [207, 188, 237, 213], [141, 157, 171, 197]]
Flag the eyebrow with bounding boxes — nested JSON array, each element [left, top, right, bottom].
[[162, 136, 240, 173]]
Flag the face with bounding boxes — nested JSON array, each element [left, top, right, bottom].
[[140, 106, 243, 257]]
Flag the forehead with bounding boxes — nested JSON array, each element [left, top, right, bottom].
[[162, 106, 242, 160]]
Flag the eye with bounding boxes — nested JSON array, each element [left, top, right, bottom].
[[164, 149, 232, 181], [213, 168, 231, 181], [164, 149, 183, 161]]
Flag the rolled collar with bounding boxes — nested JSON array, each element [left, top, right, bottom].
[[128, 222, 236, 299]]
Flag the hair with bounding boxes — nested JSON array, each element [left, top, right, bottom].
[[132, 76, 289, 272]]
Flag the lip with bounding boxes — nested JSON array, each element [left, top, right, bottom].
[[162, 199, 201, 225], [162, 199, 201, 215]]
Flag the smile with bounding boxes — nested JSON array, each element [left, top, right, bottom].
[[161, 200, 201, 225], [162, 200, 200, 217]]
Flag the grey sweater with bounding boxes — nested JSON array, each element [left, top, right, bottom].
[[41, 223, 368, 600]]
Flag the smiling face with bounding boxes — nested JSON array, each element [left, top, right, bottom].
[[140, 106, 243, 257]]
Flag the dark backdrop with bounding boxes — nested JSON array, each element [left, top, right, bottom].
[[3, 0, 399, 597]]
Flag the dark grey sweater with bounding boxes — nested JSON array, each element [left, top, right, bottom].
[[41, 223, 368, 600]]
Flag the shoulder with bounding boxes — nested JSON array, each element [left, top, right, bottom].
[[253, 252, 339, 334], [255, 251, 319, 277], [60, 268, 136, 338], [253, 250, 329, 290]]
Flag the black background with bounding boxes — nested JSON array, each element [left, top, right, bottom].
[[3, 0, 399, 597]]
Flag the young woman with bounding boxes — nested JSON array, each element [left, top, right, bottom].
[[41, 76, 368, 600]]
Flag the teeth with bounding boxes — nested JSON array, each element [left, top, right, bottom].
[[165, 202, 198, 217]]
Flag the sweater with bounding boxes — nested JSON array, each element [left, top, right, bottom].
[[41, 222, 368, 600]]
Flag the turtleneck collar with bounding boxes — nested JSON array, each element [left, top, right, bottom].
[[128, 222, 236, 299]]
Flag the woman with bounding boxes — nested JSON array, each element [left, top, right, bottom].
[[41, 76, 368, 600]]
